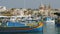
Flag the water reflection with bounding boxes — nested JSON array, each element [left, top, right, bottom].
[[56, 27, 60, 34], [43, 22, 57, 34]]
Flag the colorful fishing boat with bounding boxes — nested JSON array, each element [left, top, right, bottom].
[[0, 16, 43, 32]]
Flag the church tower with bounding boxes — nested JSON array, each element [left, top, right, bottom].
[[39, 3, 46, 10]]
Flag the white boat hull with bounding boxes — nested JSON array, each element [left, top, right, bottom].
[[45, 20, 55, 25]]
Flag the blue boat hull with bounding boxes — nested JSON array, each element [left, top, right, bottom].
[[0, 27, 43, 32], [55, 21, 60, 27], [0, 21, 43, 32], [13, 27, 43, 32]]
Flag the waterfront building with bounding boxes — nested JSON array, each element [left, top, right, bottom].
[[0, 6, 6, 12], [0, 3, 59, 17]]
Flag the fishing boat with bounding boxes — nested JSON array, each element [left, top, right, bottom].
[[54, 13, 60, 26], [0, 16, 43, 32], [44, 17, 55, 25], [55, 17, 60, 26]]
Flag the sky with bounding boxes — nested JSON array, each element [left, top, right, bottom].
[[0, 0, 60, 9]]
